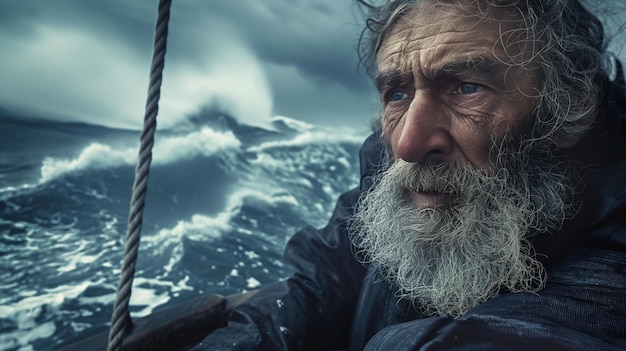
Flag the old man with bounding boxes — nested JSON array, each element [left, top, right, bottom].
[[194, 0, 626, 349]]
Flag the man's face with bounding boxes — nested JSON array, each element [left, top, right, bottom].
[[352, 2, 572, 318], [376, 2, 536, 208]]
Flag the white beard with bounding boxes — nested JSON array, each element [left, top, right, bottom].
[[350, 153, 570, 318]]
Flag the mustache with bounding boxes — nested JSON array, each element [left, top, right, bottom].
[[394, 160, 494, 190], [383, 159, 512, 209]]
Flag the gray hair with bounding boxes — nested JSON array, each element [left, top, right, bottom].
[[357, 0, 611, 147]]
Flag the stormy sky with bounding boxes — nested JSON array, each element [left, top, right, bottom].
[[0, 1, 379, 130], [0, 1, 624, 130]]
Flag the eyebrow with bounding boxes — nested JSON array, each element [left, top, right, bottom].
[[374, 71, 413, 93], [375, 57, 508, 91]]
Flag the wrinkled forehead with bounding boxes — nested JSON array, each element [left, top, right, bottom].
[[377, 1, 532, 72]]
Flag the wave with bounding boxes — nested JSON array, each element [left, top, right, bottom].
[[39, 127, 241, 183], [269, 115, 314, 132], [145, 187, 299, 249], [1, 108, 366, 350], [0, 281, 94, 350], [248, 127, 367, 153]]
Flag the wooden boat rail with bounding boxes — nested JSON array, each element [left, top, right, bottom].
[[58, 290, 256, 351]]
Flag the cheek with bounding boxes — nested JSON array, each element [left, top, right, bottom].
[[490, 100, 534, 140], [459, 109, 533, 169], [450, 121, 493, 169], [382, 107, 409, 154]]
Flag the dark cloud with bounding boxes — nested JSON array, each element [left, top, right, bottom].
[[0, 1, 153, 54], [159, 1, 377, 128], [0, 0, 623, 130], [186, 1, 372, 93], [0, 0, 376, 129]]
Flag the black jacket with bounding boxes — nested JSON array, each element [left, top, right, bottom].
[[193, 71, 626, 351]]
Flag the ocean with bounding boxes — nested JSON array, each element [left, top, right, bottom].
[[0, 109, 367, 351]]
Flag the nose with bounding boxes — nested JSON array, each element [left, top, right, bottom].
[[394, 93, 453, 163]]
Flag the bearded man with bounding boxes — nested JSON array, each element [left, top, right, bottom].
[[193, 0, 626, 350]]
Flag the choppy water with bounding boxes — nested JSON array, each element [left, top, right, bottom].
[[0, 109, 366, 350]]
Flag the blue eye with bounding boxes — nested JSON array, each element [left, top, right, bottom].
[[389, 90, 408, 101], [458, 83, 483, 94]]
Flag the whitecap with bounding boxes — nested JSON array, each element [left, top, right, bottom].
[[57, 239, 100, 273], [148, 187, 302, 246], [244, 250, 260, 260], [153, 127, 240, 164], [0, 281, 93, 350], [125, 276, 194, 318], [247, 128, 366, 153], [38, 127, 240, 183], [40, 143, 136, 183], [57, 254, 99, 273], [0, 281, 91, 322], [246, 277, 261, 289], [270, 115, 314, 132], [129, 285, 170, 318], [0, 321, 55, 351]]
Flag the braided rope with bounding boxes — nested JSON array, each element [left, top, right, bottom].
[[107, 1, 172, 350]]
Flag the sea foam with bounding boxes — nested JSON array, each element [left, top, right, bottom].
[[247, 127, 366, 153], [39, 127, 240, 183]]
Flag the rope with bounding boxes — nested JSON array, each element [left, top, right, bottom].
[[107, 0, 172, 350]]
